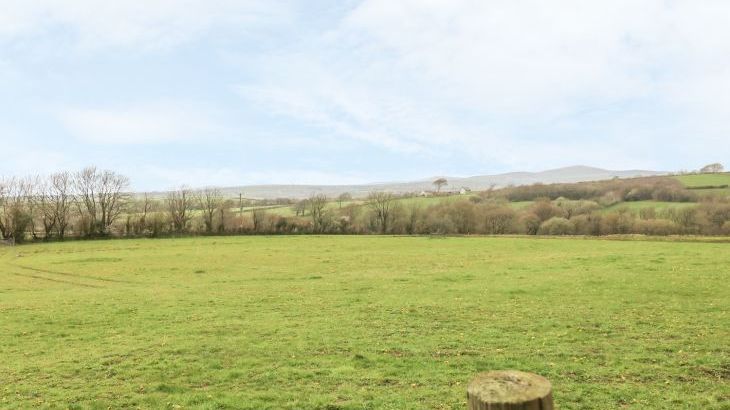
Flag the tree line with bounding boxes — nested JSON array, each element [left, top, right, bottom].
[[0, 167, 128, 242], [2, 167, 730, 243]]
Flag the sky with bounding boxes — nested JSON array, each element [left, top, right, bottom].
[[1, 0, 729, 191]]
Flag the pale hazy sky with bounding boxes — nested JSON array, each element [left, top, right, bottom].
[[1, 1, 728, 190]]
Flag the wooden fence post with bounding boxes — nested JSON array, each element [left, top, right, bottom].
[[467, 370, 553, 410]]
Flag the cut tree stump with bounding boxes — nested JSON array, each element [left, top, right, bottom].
[[467, 370, 553, 410]]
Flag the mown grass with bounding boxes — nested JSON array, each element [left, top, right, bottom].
[[1, 236, 728, 409]]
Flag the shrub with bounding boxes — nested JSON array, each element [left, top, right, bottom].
[[598, 191, 622, 207], [274, 217, 295, 233], [653, 187, 696, 202], [520, 213, 541, 235], [146, 213, 168, 237], [555, 199, 600, 218], [538, 217, 574, 235], [483, 206, 516, 234], [638, 207, 656, 220], [601, 210, 635, 234], [571, 214, 602, 236], [634, 219, 680, 236], [701, 203, 730, 228], [723, 221, 730, 235], [445, 201, 478, 234], [625, 187, 653, 201], [5, 206, 32, 243], [664, 207, 701, 232], [423, 208, 456, 234], [530, 199, 565, 222]]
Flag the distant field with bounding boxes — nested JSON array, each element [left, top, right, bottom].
[[508, 201, 534, 209], [695, 188, 730, 198], [1, 237, 728, 409], [601, 200, 698, 213], [259, 195, 471, 217], [239, 204, 296, 217], [394, 194, 472, 208], [244, 200, 364, 217], [675, 173, 730, 188]]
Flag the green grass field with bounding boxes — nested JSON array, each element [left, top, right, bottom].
[[696, 188, 730, 198], [675, 173, 730, 188], [507, 201, 535, 210], [1, 237, 728, 409], [394, 195, 473, 208]]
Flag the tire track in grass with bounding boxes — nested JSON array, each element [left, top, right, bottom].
[[8, 263, 138, 284], [1, 251, 136, 288], [8, 272, 102, 288]]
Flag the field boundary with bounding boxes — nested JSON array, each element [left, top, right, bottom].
[[6, 233, 730, 249]]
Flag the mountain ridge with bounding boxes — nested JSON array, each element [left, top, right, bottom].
[[206, 165, 668, 199]]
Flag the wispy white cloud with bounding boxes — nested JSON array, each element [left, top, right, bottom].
[[240, 0, 730, 170], [58, 101, 224, 144], [135, 165, 372, 191], [239, 52, 489, 156], [0, 0, 290, 51], [2, 0, 729, 190]]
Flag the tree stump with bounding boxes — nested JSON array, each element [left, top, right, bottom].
[[467, 370, 553, 410]]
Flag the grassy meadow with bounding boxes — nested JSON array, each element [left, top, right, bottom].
[[675, 173, 730, 188], [1, 236, 728, 409]]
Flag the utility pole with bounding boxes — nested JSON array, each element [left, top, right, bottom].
[[239, 193, 243, 228]]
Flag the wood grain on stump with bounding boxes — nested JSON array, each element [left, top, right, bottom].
[[467, 370, 553, 410]]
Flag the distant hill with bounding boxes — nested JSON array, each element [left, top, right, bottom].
[[208, 166, 667, 199]]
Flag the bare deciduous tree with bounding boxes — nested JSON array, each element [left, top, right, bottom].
[[34, 172, 74, 240], [138, 192, 153, 232], [127, 192, 156, 236], [293, 199, 309, 217], [309, 194, 329, 233], [367, 191, 395, 234], [0, 177, 31, 241], [0, 178, 13, 239], [447, 200, 477, 234], [337, 192, 352, 208], [74, 166, 129, 236], [22, 176, 40, 239], [198, 187, 222, 233], [51, 172, 74, 239], [35, 177, 56, 239], [218, 199, 233, 233], [251, 207, 266, 232], [483, 207, 517, 234], [167, 186, 193, 233], [405, 203, 422, 234]]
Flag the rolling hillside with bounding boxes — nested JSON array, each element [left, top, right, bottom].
[[210, 166, 666, 199]]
